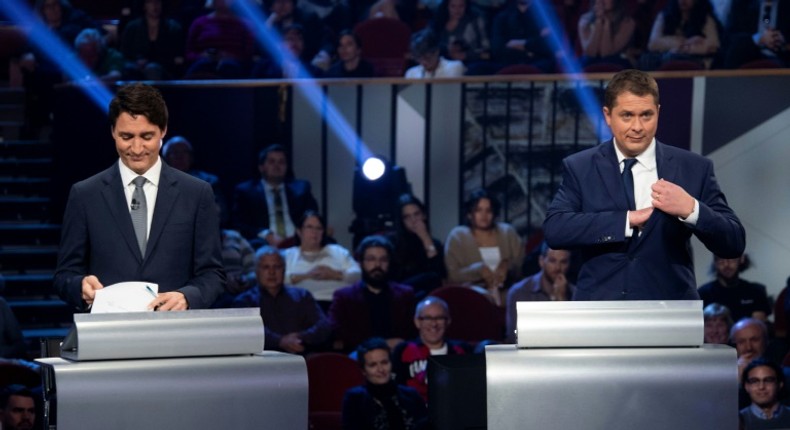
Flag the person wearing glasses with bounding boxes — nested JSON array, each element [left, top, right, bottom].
[[392, 297, 471, 402], [740, 359, 790, 429]]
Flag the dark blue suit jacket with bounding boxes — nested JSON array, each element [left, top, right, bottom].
[[54, 162, 226, 310], [543, 141, 745, 300], [230, 178, 318, 240]]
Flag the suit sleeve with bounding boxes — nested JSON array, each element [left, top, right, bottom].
[[53, 184, 91, 311], [177, 182, 226, 308], [231, 183, 264, 240], [691, 159, 745, 258], [543, 158, 628, 249]]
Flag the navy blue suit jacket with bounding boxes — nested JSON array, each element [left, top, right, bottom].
[[543, 141, 745, 300], [230, 178, 318, 240], [54, 162, 226, 310]]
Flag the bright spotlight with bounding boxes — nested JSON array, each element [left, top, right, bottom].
[[362, 157, 386, 181]]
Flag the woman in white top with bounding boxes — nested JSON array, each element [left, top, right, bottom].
[[283, 211, 361, 302], [444, 189, 523, 306]]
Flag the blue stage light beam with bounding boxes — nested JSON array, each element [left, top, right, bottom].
[[232, 0, 373, 163], [527, 0, 608, 138], [0, 0, 113, 112]]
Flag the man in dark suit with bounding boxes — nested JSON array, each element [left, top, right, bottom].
[[54, 83, 225, 311], [230, 144, 318, 247], [543, 69, 745, 300], [724, 0, 790, 68]]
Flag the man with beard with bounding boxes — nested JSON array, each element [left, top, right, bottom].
[[0, 386, 36, 430], [698, 254, 771, 323], [329, 235, 417, 352], [505, 243, 574, 343], [740, 359, 790, 429]]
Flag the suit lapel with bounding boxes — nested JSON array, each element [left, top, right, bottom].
[[100, 165, 144, 262], [594, 141, 629, 210], [146, 164, 180, 260]]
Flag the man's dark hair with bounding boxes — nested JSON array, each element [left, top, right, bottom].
[[355, 337, 390, 368], [258, 144, 287, 165], [162, 136, 193, 158], [0, 385, 35, 409], [338, 29, 362, 49], [742, 358, 784, 390], [410, 28, 440, 59], [355, 235, 394, 260], [604, 69, 659, 111], [108, 83, 168, 131], [464, 189, 501, 220]]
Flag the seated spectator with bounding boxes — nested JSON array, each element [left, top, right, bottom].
[[388, 194, 447, 300], [703, 302, 734, 344], [698, 254, 771, 322], [577, 0, 636, 68], [251, 24, 324, 79], [184, 0, 255, 79], [73, 28, 124, 83], [505, 244, 573, 343], [283, 211, 361, 304], [444, 189, 523, 307], [329, 236, 417, 352], [120, 0, 186, 80], [325, 30, 376, 78], [733, 318, 770, 409], [163, 136, 228, 224], [724, 0, 790, 68], [0, 298, 26, 360], [212, 229, 257, 308], [643, 0, 721, 69], [392, 297, 472, 401], [297, 0, 353, 42], [342, 337, 428, 430], [231, 144, 319, 247], [430, 0, 490, 63], [405, 28, 466, 78], [233, 246, 331, 354], [491, 0, 556, 72], [740, 359, 790, 429], [0, 385, 36, 430], [265, 0, 330, 68]]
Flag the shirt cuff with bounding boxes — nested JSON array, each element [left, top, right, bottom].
[[680, 199, 699, 225], [624, 212, 633, 237]]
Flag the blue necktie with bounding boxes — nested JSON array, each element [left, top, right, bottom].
[[622, 158, 637, 211]]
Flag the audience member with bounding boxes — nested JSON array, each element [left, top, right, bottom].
[[577, 0, 636, 69], [430, 0, 491, 63], [265, 0, 330, 66], [184, 0, 256, 79], [329, 235, 417, 352], [724, 0, 790, 68], [231, 144, 319, 247], [644, 0, 721, 69], [391, 297, 471, 401], [733, 318, 769, 383], [325, 30, 376, 78], [405, 28, 466, 78], [342, 337, 428, 430], [445, 189, 523, 307], [491, 0, 556, 72], [698, 254, 771, 322], [211, 228, 257, 308], [283, 211, 361, 304], [120, 0, 186, 80], [740, 359, 790, 429], [233, 246, 331, 353], [252, 24, 324, 78], [0, 298, 26, 360], [505, 243, 572, 343], [0, 385, 36, 430], [703, 302, 734, 344], [74, 28, 125, 83], [389, 194, 447, 300], [296, 0, 353, 47]]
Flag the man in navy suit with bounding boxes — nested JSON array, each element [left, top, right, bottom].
[[230, 144, 318, 247], [54, 83, 225, 311], [544, 69, 745, 300]]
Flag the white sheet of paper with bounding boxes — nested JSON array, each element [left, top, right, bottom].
[[91, 282, 159, 313]]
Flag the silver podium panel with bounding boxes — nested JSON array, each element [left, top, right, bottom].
[[486, 344, 737, 430], [38, 351, 307, 430]]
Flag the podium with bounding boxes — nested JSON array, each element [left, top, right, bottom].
[[36, 309, 308, 429], [486, 301, 737, 430]]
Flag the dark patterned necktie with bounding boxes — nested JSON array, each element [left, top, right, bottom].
[[131, 176, 147, 256], [622, 158, 637, 211]]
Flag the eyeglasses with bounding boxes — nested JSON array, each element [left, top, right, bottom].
[[417, 316, 448, 323], [746, 377, 778, 385]]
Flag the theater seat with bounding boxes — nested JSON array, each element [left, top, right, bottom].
[[496, 64, 544, 75], [305, 352, 364, 430], [430, 285, 503, 342], [739, 59, 783, 70], [353, 18, 412, 77], [657, 59, 704, 71]]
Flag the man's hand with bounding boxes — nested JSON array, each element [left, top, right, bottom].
[[651, 179, 695, 218], [149, 291, 188, 311], [628, 207, 654, 229], [279, 333, 305, 354], [551, 273, 568, 300], [81, 275, 104, 305]]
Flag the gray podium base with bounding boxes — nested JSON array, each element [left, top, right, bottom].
[[37, 351, 307, 430], [486, 344, 737, 430]]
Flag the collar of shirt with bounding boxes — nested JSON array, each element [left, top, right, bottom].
[[750, 403, 784, 420], [612, 138, 657, 173], [261, 179, 285, 193], [118, 157, 162, 187]]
